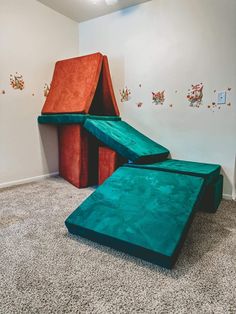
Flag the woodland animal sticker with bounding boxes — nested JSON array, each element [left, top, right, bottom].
[[44, 83, 50, 97], [10, 72, 24, 90], [152, 90, 165, 105], [119, 87, 131, 102], [187, 83, 203, 107]]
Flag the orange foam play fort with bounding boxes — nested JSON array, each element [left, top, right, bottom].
[[40, 52, 120, 188]]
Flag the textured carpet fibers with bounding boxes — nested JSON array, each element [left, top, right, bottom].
[[0, 177, 236, 314]]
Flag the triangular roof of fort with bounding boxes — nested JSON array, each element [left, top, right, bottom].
[[41, 52, 120, 116]]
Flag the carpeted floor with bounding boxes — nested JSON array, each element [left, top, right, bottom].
[[0, 177, 236, 314]]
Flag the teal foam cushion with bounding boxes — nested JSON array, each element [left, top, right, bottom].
[[65, 166, 204, 268], [88, 115, 121, 121], [38, 114, 121, 125], [83, 119, 169, 163], [38, 114, 88, 125], [125, 159, 221, 185], [199, 174, 223, 213]]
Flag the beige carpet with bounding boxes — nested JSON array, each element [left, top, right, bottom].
[[0, 177, 236, 314]]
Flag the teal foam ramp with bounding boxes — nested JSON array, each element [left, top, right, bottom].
[[125, 159, 222, 212], [125, 159, 221, 185], [65, 166, 204, 268], [84, 119, 169, 163]]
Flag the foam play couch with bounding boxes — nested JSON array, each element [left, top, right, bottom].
[[38, 52, 223, 268]]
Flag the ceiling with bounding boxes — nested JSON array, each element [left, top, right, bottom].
[[37, 0, 151, 22]]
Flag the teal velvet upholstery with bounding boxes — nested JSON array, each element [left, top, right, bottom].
[[199, 175, 223, 213], [38, 114, 88, 125], [125, 159, 221, 185], [84, 119, 169, 163], [65, 166, 204, 268], [38, 114, 121, 125], [87, 115, 121, 121]]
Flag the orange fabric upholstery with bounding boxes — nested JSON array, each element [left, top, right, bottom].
[[41, 53, 120, 116], [59, 125, 98, 188], [101, 56, 120, 116], [41, 52, 121, 189], [89, 56, 120, 116], [98, 146, 126, 185], [42, 53, 103, 114]]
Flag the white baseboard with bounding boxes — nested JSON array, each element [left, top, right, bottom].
[[223, 193, 234, 201], [1, 174, 235, 201], [0, 172, 59, 189]]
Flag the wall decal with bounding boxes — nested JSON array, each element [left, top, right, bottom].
[[1, 90, 6, 94], [44, 83, 50, 97], [169, 104, 173, 107], [10, 72, 24, 90], [139, 84, 142, 88], [152, 91, 165, 105], [187, 83, 203, 107], [227, 87, 231, 91], [227, 102, 231, 106], [136, 102, 143, 108], [119, 87, 131, 102]]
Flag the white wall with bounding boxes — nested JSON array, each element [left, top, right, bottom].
[[0, 0, 79, 187], [79, 0, 236, 198]]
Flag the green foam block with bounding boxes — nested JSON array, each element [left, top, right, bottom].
[[87, 115, 121, 121], [38, 114, 88, 125], [84, 119, 169, 163], [65, 166, 204, 268], [38, 114, 121, 125], [126, 159, 221, 185], [199, 174, 223, 213]]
